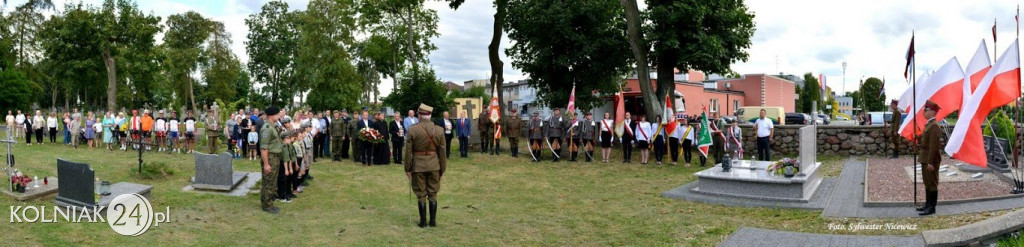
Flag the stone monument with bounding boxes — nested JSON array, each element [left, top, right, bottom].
[[55, 159, 153, 211], [192, 152, 249, 191]]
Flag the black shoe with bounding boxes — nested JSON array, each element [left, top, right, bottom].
[[262, 207, 280, 214], [428, 201, 437, 227], [417, 202, 428, 228], [918, 206, 935, 216], [916, 204, 928, 212]]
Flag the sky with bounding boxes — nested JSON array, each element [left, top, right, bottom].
[[3, 0, 1021, 102]]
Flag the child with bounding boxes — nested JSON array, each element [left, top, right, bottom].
[[293, 127, 307, 194], [247, 126, 259, 160], [93, 118, 103, 149], [278, 130, 295, 203]]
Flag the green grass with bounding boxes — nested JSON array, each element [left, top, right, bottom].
[[0, 143, 1005, 245]]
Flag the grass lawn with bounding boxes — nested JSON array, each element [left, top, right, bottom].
[[0, 142, 1005, 245]]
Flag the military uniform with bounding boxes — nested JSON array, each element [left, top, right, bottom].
[[546, 113, 565, 162], [527, 115, 544, 162], [478, 112, 492, 153], [348, 116, 360, 162], [259, 107, 284, 213], [502, 111, 522, 157], [331, 115, 346, 161], [567, 117, 581, 161], [889, 103, 901, 158], [918, 101, 941, 216], [580, 116, 596, 162], [205, 112, 222, 154], [404, 104, 447, 228]]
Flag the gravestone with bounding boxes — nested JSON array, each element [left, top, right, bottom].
[[799, 125, 818, 175], [192, 152, 248, 191], [984, 136, 1011, 173], [55, 159, 153, 211]]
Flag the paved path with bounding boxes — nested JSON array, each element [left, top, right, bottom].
[[718, 227, 924, 247], [822, 159, 1024, 218], [661, 178, 836, 210]]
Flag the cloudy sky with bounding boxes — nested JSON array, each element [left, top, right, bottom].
[[4, 0, 1020, 101]]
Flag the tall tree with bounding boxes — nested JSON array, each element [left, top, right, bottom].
[[245, 0, 298, 106], [97, 0, 161, 112], [505, 0, 632, 111], [297, 0, 361, 111], [358, 0, 439, 88], [448, 0, 509, 117], [39, 3, 106, 110], [9, 4, 44, 69], [860, 77, 884, 112], [800, 73, 820, 114], [642, 0, 755, 117], [620, 0, 654, 116], [202, 22, 243, 105], [165, 11, 212, 113]]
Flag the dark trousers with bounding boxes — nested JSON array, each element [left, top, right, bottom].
[[621, 138, 633, 162], [653, 136, 666, 162], [682, 139, 693, 163], [669, 137, 680, 162], [445, 134, 453, 158], [340, 137, 350, 159], [49, 128, 57, 143], [360, 140, 372, 165], [313, 135, 323, 159], [35, 129, 43, 143], [277, 162, 292, 199], [322, 135, 331, 157], [480, 131, 491, 152], [392, 138, 403, 164], [458, 136, 469, 157], [25, 128, 31, 144], [757, 136, 771, 161]]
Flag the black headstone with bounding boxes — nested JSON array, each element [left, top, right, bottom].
[[984, 136, 1011, 173], [55, 159, 96, 208]]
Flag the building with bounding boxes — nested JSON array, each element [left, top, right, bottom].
[[836, 96, 853, 116], [621, 73, 796, 118], [463, 79, 490, 89], [443, 81, 464, 93]]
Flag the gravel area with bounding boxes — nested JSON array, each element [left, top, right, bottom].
[[866, 158, 1014, 202]]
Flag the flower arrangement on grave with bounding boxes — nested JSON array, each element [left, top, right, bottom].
[[359, 127, 385, 144], [767, 158, 800, 177], [9, 170, 32, 193]]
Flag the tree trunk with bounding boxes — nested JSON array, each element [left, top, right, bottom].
[[655, 51, 678, 116], [102, 49, 117, 112], [188, 77, 197, 115], [490, 0, 507, 116], [621, 0, 658, 118], [407, 6, 417, 84]]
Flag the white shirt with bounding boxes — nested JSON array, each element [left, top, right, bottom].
[[600, 119, 613, 132], [5, 115, 13, 125], [185, 118, 196, 132], [635, 121, 652, 141], [310, 119, 321, 135], [15, 114, 25, 125], [154, 118, 167, 131], [169, 119, 179, 132], [33, 115, 44, 129], [669, 122, 684, 139], [755, 118, 774, 137], [93, 122, 102, 133], [443, 119, 452, 134], [683, 125, 696, 141], [47, 117, 58, 128]]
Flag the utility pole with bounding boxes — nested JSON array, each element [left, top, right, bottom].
[[842, 61, 847, 93]]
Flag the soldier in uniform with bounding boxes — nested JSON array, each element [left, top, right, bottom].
[[546, 108, 565, 162], [259, 106, 284, 214], [888, 100, 901, 159], [205, 108, 222, 154], [404, 104, 447, 228], [331, 110, 346, 161], [478, 111, 491, 154], [527, 112, 544, 162], [350, 111, 363, 163], [567, 112, 581, 162], [503, 108, 522, 157], [581, 112, 597, 162], [918, 100, 941, 216]]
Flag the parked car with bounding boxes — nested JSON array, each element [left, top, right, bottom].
[[866, 111, 893, 126], [785, 113, 810, 125], [817, 114, 831, 125]]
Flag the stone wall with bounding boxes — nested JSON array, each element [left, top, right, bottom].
[[729, 125, 949, 157]]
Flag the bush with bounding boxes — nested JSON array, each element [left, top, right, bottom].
[[130, 161, 176, 180], [998, 229, 1024, 247], [983, 110, 1016, 148]]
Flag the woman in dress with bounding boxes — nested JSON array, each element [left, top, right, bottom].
[[103, 112, 115, 150], [62, 112, 71, 145], [635, 115, 651, 165], [599, 112, 614, 163], [84, 113, 96, 148]]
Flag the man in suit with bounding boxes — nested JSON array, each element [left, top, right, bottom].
[[356, 110, 372, 166], [478, 111, 492, 153], [503, 108, 522, 157], [389, 112, 405, 164], [435, 111, 455, 158], [455, 111, 471, 158], [621, 112, 635, 163], [527, 112, 543, 162], [918, 100, 942, 216], [404, 104, 447, 228]]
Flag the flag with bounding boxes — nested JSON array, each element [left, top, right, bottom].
[[993, 19, 998, 44], [663, 94, 676, 136], [897, 57, 964, 142], [946, 39, 1021, 167], [494, 125, 501, 139], [489, 82, 500, 123], [697, 108, 712, 157], [614, 90, 626, 137], [567, 84, 576, 115], [965, 40, 992, 93], [878, 76, 885, 99], [898, 72, 931, 112], [904, 34, 915, 79]]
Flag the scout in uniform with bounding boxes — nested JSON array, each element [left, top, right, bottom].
[[259, 106, 284, 214], [404, 104, 447, 228], [503, 108, 522, 157], [889, 100, 901, 159], [478, 111, 492, 154], [546, 108, 565, 162], [918, 100, 941, 216], [205, 108, 222, 154], [581, 112, 597, 162], [527, 112, 544, 162]]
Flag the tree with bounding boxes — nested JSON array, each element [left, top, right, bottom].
[[620, 0, 653, 116], [39, 3, 106, 110], [382, 68, 454, 117], [449, 0, 509, 117], [96, 0, 161, 112], [505, 0, 632, 111], [165, 11, 213, 113], [358, 0, 439, 88], [800, 73, 820, 114], [297, 0, 361, 111], [642, 0, 755, 117], [860, 77, 884, 111], [9, 4, 44, 69], [0, 69, 40, 111], [245, 0, 298, 106], [202, 22, 243, 105]]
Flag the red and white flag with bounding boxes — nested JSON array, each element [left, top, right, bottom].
[[614, 90, 626, 137], [898, 57, 965, 142], [566, 84, 576, 115], [663, 94, 676, 136], [946, 39, 1021, 167], [898, 72, 931, 112], [494, 125, 502, 139], [964, 40, 992, 94], [489, 83, 500, 123]]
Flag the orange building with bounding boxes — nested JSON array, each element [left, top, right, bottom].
[[622, 72, 796, 118]]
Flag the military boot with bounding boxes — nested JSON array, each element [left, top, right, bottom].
[[417, 202, 428, 227], [428, 201, 438, 227]]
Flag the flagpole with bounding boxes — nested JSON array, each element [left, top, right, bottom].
[[911, 30, 919, 208], [1015, 5, 1023, 193]]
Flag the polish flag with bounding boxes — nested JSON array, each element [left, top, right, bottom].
[[566, 84, 576, 115], [663, 94, 676, 136], [897, 57, 965, 142], [946, 40, 1022, 167], [965, 40, 992, 94], [614, 90, 626, 137], [897, 72, 931, 113]]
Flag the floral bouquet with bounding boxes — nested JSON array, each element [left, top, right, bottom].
[[359, 128, 386, 144], [766, 158, 800, 176], [10, 171, 32, 192]]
